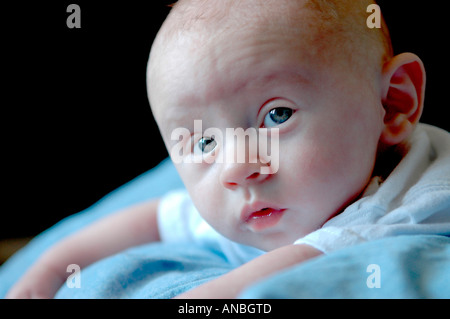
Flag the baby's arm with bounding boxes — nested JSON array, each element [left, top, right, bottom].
[[176, 244, 322, 299], [6, 199, 160, 299]]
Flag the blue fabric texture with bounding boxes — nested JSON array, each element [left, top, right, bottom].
[[55, 243, 232, 299], [1, 158, 450, 298], [239, 235, 450, 299]]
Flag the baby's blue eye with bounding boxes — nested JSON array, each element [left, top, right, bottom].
[[263, 107, 293, 127], [197, 137, 217, 154]]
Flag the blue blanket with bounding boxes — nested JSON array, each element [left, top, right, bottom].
[[1, 159, 450, 298]]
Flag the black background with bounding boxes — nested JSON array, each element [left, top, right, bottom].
[[2, 1, 449, 240]]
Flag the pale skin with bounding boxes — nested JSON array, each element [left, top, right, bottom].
[[7, 0, 425, 299]]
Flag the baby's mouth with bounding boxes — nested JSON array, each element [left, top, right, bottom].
[[245, 207, 286, 232], [248, 208, 274, 219]]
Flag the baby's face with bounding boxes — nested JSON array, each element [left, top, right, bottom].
[[149, 2, 386, 251]]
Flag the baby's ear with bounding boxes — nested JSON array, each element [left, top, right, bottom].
[[380, 53, 426, 145]]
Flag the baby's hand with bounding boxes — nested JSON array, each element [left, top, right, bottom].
[[6, 263, 65, 299]]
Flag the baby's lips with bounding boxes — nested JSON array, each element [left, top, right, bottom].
[[241, 202, 286, 231]]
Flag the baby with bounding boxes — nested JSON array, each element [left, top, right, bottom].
[[7, 0, 450, 298]]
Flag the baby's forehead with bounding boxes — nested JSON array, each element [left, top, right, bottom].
[[169, 0, 360, 30], [156, 0, 386, 65], [167, 0, 316, 36], [149, 0, 390, 126]]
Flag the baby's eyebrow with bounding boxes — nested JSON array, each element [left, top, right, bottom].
[[159, 106, 203, 143], [229, 68, 311, 97], [162, 112, 191, 138]]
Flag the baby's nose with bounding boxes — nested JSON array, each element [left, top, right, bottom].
[[220, 161, 270, 190], [219, 129, 275, 189]]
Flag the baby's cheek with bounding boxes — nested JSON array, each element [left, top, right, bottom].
[[190, 180, 224, 219], [288, 140, 339, 184], [284, 141, 359, 211]]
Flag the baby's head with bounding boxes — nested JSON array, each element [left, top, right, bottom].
[[147, 0, 426, 251]]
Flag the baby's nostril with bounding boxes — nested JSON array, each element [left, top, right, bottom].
[[247, 173, 260, 180]]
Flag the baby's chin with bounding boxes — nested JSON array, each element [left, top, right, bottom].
[[234, 232, 303, 252]]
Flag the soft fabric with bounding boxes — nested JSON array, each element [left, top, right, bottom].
[[51, 235, 449, 299], [240, 235, 450, 299], [55, 242, 233, 299]]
